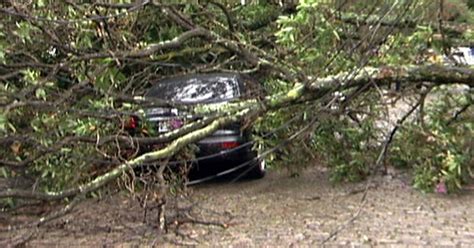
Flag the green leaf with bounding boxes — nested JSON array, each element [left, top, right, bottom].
[[36, 0, 45, 7], [35, 88, 46, 100], [0, 113, 7, 133]]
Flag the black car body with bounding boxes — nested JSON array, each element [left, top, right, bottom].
[[141, 73, 265, 178]]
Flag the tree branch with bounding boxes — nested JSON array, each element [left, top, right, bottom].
[[308, 65, 474, 93], [1, 63, 471, 199], [0, 112, 245, 200], [337, 11, 473, 36], [74, 28, 212, 60]]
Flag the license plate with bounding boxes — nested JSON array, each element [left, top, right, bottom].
[[157, 119, 184, 133], [158, 122, 170, 133]]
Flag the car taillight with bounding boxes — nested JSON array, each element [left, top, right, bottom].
[[221, 141, 239, 149], [125, 116, 139, 130]]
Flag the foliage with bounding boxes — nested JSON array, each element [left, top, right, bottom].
[[0, 0, 473, 202], [313, 116, 377, 182], [390, 86, 473, 192]]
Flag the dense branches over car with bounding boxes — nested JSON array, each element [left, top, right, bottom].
[[0, 0, 473, 235]]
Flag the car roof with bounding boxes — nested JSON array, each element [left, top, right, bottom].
[[145, 73, 245, 103], [156, 73, 242, 84]]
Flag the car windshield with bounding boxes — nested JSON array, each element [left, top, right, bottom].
[[146, 74, 241, 103]]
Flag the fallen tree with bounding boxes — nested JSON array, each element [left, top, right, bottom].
[[0, 0, 473, 240], [1, 64, 472, 201]]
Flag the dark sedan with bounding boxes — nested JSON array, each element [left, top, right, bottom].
[[134, 73, 266, 179]]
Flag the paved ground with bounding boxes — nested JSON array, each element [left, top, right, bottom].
[[2, 166, 474, 247], [187, 167, 474, 246]]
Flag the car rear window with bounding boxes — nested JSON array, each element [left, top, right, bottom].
[[146, 74, 241, 103]]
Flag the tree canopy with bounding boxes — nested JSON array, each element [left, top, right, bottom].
[[1, 0, 473, 233]]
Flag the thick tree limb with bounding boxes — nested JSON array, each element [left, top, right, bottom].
[[178, 65, 474, 118], [0, 112, 246, 200], [0, 117, 217, 168], [308, 65, 474, 92]]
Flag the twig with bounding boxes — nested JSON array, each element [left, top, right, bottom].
[[2, 194, 84, 232], [320, 96, 423, 244], [447, 102, 472, 126]]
